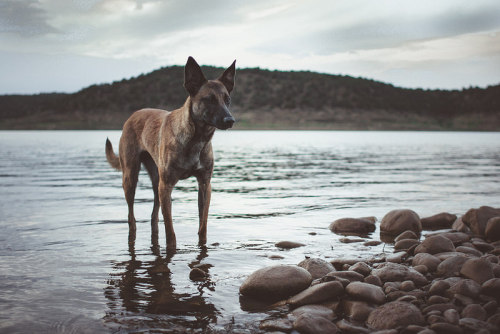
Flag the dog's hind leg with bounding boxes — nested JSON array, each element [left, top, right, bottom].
[[141, 152, 160, 238]]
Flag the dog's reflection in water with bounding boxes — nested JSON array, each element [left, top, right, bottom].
[[104, 229, 218, 331]]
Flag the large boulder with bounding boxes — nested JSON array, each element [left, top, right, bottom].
[[380, 209, 421, 236], [414, 235, 455, 255], [367, 301, 425, 330], [421, 212, 457, 230], [329, 217, 376, 235], [462, 206, 500, 237], [240, 265, 312, 302], [298, 258, 336, 279]]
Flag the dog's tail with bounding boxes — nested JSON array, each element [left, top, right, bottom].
[[105, 138, 121, 171]]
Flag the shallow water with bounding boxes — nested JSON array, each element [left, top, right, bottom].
[[0, 130, 499, 333]]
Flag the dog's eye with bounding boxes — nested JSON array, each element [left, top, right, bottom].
[[224, 96, 231, 106]]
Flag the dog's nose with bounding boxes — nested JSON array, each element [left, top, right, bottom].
[[223, 116, 235, 128]]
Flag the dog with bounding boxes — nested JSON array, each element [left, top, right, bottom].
[[105, 56, 236, 250]]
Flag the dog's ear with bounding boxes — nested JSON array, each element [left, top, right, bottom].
[[218, 60, 236, 93], [184, 56, 207, 96]]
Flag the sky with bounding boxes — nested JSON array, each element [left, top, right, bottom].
[[1, 0, 500, 94]]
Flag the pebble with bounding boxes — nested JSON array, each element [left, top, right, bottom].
[[412, 253, 441, 272], [342, 300, 374, 322], [481, 278, 500, 295], [348, 262, 372, 276], [291, 304, 335, 321], [329, 217, 376, 235], [323, 270, 364, 283], [443, 308, 460, 324], [372, 262, 427, 285], [395, 230, 419, 241], [461, 304, 487, 321], [275, 241, 305, 249], [395, 239, 420, 251]]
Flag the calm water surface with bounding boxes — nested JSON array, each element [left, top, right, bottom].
[[0, 130, 499, 333]]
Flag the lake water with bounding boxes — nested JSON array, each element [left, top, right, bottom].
[[0, 130, 499, 333]]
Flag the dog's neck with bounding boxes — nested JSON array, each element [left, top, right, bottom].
[[185, 97, 215, 142]]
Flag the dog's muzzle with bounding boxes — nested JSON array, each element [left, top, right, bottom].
[[221, 116, 235, 129]]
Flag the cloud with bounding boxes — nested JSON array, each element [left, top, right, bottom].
[[1, 0, 500, 93], [0, 0, 58, 36]]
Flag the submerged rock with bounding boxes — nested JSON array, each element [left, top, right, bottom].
[[329, 217, 376, 235], [275, 241, 305, 249], [380, 209, 421, 236], [240, 265, 312, 302]]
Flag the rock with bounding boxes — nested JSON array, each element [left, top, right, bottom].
[[364, 275, 383, 287], [460, 317, 497, 333], [349, 262, 372, 276], [485, 217, 500, 242], [430, 322, 463, 334], [367, 301, 425, 330], [298, 258, 336, 279], [345, 281, 385, 304], [329, 217, 376, 235], [414, 235, 455, 255], [421, 212, 457, 230], [275, 241, 305, 249], [443, 309, 460, 324], [240, 265, 312, 302], [423, 303, 458, 314], [460, 258, 494, 284], [288, 281, 344, 308], [438, 231, 471, 246], [487, 313, 500, 328], [364, 240, 382, 246], [428, 280, 451, 295], [452, 216, 470, 233], [323, 270, 364, 283], [462, 206, 500, 237], [400, 280, 416, 291], [291, 304, 336, 321], [330, 258, 364, 270], [413, 265, 428, 275], [455, 246, 482, 257], [342, 300, 374, 322], [293, 313, 338, 334], [481, 278, 500, 295], [428, 295, 450, 304], [449, 279, 481, 298], [462, 304, 487, 321], [395, 239, 420, 251], [371, 262, 427, 285], [336, 319, 370, 333], [259, 318, 293, 332], [386, 251, 407, 263], [380, 209, 422, 236], [436, 255, 469, 277], [395, 230, 419, 241], [412, 253, 441, 272], [189, 268, 207, 281]]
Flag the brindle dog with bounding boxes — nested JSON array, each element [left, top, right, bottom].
[[106, 57, 236, 250]]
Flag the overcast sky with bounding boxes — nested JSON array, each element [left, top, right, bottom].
[[1, 0, 499, 94]]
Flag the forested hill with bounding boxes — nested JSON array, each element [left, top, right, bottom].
[[1, 65, 499, 130]]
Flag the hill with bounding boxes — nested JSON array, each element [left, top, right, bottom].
[[0, 66, 499, 130]]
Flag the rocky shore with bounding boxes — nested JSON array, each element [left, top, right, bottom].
[[238, 206, 500, 334]]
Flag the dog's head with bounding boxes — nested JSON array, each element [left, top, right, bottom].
[[184, 57, 236, 130]]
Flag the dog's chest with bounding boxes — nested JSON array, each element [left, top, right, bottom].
[[175, 141, 208, 176]]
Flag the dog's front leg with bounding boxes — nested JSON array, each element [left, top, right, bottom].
[[159, 177, 177, 250], [197, 179, 212, 245]]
